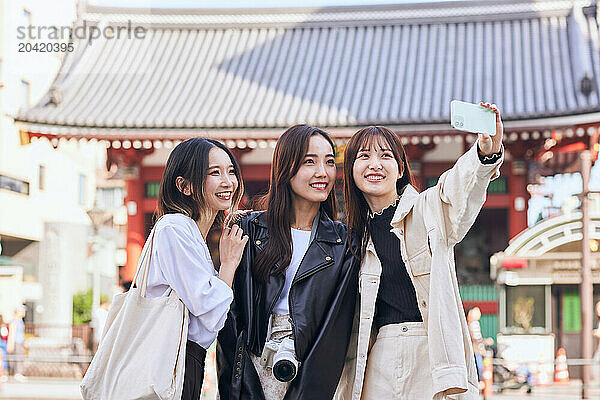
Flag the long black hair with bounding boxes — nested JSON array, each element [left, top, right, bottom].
[[253, 125, 337, 283], [157, 138, 244, 228]]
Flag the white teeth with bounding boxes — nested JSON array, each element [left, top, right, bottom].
[[216, 192, 232, 199], [366, 175, 384, 181], [310, 183, 326, 189]]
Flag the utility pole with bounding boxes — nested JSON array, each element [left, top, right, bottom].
[[580, 150, 594, 399]]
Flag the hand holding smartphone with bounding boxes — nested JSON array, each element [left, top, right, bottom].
[[450, 100, 497, 136]]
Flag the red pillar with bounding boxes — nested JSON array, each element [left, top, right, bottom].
[[108, 148, 154, 286], [508, 160, 528, 239], [124, 175, 145, 285]]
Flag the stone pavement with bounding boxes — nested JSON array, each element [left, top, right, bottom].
[[0, 376, 218, 400], [1, 376, 598, 400], [0, 377, 82, 400], [490, 380, 600, 399]]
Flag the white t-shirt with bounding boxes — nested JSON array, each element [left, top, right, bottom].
[[272, 228, 312, 315], [142, 213, 234, 349]]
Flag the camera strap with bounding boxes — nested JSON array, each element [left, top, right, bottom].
[[266, 313, 274, 341]]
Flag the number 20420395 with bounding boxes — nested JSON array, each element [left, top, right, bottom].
[[18, 42, 74, 52]]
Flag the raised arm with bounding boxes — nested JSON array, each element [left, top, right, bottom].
[[432, 103, 504, 246]]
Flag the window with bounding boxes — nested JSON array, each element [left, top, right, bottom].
[[487, 177, 507, 194], [0, 174, 30, 195], [505, 285, 547, 333], [38, 165, 45, 190], [562, 292, 581, 333], [145, 182, 160, 198], [95, 187, 125, 210], [78, 174, 86, 205], [20, 80, 30, 108]]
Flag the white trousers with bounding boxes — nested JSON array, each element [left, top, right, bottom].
[[362, 322, 443, 400]]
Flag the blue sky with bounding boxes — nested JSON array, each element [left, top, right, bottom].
[[90, 0, 598, 228]]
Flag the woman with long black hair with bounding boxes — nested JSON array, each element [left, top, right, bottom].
[[143, 138, 248, 400], [336, 104, 504, 400], [217, 125, 359, 400]]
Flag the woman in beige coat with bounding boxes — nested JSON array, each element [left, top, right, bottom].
[[338, 103, 504, 399]]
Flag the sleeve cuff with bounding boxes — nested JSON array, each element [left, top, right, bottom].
[[211, 274, 234, 301], [431, 365, 469, 398], [471, 141, 504, 180], [477, 144, 504, 164]]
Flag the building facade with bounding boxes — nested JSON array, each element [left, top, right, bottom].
[[0, 0, 122, 333], [492, 207, 600, 379]]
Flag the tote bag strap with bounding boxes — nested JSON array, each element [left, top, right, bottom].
[[132, 216, 163, 298]]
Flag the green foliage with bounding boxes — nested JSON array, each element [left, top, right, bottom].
[[73, 289, 108, 325]]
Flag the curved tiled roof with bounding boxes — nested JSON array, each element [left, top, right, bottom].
[[15, 0, 600, 134]]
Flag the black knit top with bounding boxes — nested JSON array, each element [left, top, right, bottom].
[[369, 200, 422, 329]]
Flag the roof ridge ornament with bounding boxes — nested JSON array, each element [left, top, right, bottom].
[[581, 73, 595, 98]]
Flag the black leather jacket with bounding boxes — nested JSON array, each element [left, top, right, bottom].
[[217, 210, 359, 400]]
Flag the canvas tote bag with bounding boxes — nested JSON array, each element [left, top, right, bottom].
[[81, 227, 189, 400]]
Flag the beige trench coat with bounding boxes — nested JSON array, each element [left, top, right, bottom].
[[335, 142, 503, 400]]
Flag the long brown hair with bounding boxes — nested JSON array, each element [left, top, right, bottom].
[[343, 126, 416, 257], [157, 138, 244, 228], [254, 125, 337, 283]]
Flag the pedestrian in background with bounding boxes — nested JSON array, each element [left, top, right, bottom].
[[0, 315, 8, 383], [466, 306, 486, 389], [7, 305, 27, 382]]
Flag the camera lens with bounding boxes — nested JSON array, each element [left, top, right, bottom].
[[273, 360, 296, 382]]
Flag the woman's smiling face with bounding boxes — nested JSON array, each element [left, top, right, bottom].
[[202, 146, 239, 213], [290, 134, 337, 205], [352, 135, 402, 201]]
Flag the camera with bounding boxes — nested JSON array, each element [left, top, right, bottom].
[[259, 337, 299, 382]]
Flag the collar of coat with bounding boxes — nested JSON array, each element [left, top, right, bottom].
[[250, 208, 343, 244], [390, 184, 420, 227]]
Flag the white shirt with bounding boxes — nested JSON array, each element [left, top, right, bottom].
[[142, 213, 234, 349], [273, 228, 312, 315]]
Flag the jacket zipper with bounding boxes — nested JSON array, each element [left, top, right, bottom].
[[293, 260, 333, 284]]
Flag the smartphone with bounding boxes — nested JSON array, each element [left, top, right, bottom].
[[450, 100, 496, 136]]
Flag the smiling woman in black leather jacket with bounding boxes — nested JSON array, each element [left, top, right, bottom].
[[217, 125, 359, 400]]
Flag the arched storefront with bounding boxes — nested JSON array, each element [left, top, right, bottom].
[[492, 212, 600, 378]]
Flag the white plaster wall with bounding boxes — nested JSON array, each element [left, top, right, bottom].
[[0, 0, 94, 241], [0, 1, 122, 329]]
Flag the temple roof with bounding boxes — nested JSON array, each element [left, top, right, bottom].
[[14, 0, 600, 138]]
